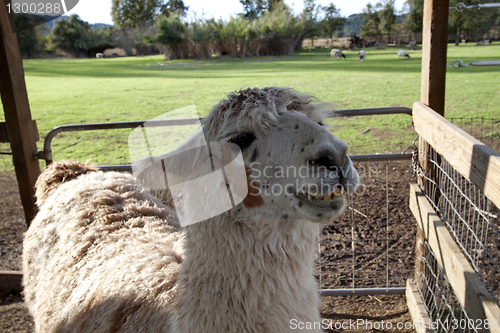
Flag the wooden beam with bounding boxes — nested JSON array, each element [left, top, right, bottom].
[[420, 0, 449, 115], [0, 3, 40, 226], [406, 279, 436, 333], [410, 184, 500, 329], [0, 270, 22, 293], [413, 102, 500, 208], [0, 120, 9, 143], [0, 120, 39, 143]]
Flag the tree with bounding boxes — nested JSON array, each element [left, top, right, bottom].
[[257, 3, 305, 55], [448, 0, 494, 45], [301, 0, 322, 46], [376, 0, 397, 43], [321, 3, 346, 39], [360, 3, 381, 39], [239, 0, 266, 20], [155, 15, 188, 59], [160, 0, 189, 18], [13, 13, 45, 58], [239, 0, 284, 19], [52, 15, 115, 57], [112, 0, 161, 28], [405, 0, 423, 36], [267, 0, 284, 12]]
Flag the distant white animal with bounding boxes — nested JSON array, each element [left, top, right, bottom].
[[96, 53, 104, 59], [330, 48, 345, 59], [397, 49, 410, 59], [358, 50, 366, 61], [408, 41, 417, 50]]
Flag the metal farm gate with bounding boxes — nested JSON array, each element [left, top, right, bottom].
[[34, 106, 418, 298]]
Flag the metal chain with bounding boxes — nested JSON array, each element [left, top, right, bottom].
[[410, 136, 426, 178]]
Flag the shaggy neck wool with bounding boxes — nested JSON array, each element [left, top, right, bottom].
[[173, 213, 323, 333]]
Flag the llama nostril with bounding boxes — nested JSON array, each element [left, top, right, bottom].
[[309, 156, 334, 169]]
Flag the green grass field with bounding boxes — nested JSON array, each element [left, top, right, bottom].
[[1, 43, 499, 166]]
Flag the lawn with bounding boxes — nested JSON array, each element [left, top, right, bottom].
[[1, 43, 499, 166]]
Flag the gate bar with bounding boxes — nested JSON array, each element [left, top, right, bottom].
[[36, 107, 413, 165], [320, 287, 406, 296]]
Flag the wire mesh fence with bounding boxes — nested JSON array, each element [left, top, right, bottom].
[[417, 241, 480, 333], [448, 117, 500, 153], [317, 159, 417, 293], [419, 144, 500, 306]]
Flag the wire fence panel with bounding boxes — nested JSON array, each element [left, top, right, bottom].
[[317, 159, 417, 293], [417, 241, 480, 333], [448, 117, 500, 153], [420, 145, 500, 306]]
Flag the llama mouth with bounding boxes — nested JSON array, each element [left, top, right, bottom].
[[295, 188, 345, 210]]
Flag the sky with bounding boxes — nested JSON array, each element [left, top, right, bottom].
[[66, 0, 408, 25]]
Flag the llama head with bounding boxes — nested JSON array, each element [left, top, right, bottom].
[[202, 87, 359, 223]]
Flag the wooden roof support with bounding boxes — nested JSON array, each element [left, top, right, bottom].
[[413, 0, 450, 301], [420, 0, 450, 115], [0, 4, 40, 226]]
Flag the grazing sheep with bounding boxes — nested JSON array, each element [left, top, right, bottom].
[[358, 50, 366, 62], [23, 87, 359, 333], [330, 48, 345, 59], [408, 41, 417, 50], [96, 53, 104, 59], [397, 49, 410, 59]]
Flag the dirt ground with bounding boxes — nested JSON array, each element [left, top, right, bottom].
[[0, 161, 417, 333]]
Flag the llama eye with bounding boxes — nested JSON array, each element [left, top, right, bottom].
[[228, 133, 256, 150], [317, 121, 324, 126]]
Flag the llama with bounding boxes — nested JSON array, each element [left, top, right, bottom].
[[330, 49, 345, 59], [23, 87, 359, 333]]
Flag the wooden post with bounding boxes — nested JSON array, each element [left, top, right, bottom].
[[414, 0, 450, 291], [419, 0, 450, 183], [0, 2, 41, 226], [421, 0, 449, 114]]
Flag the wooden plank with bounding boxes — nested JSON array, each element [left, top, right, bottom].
[[414, 226, 426, 288], [413, 102, 500, 209], [410, 184, 500, 330], [420, 0, 449, 115], [0, 270, 22, 293], [0, 120, 8, 143], [0, 120, 39, 143], [406, 279, 436, 333], [0, 3, 41, 225]]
